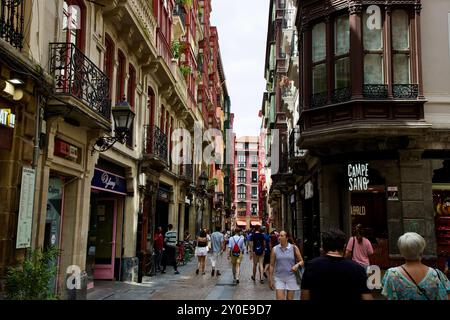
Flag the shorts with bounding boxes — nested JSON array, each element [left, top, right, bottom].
[[263, 252, 270, 265], [195, 246, 208, 256], [274, 276, 300, 291], [230, 253, 243, 264]]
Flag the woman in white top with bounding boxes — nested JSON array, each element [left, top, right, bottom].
[[269, 231, 304, 300]]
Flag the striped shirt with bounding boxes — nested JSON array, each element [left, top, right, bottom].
[[165, 230, 177, 248]]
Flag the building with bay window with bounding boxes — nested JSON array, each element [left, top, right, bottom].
[[293, 0, 450, 268]]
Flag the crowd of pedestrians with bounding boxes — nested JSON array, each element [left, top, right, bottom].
[[152, 222, 450, 300]]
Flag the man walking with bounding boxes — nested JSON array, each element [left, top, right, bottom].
[[210, 226, 225, 276], [301, 229, 373, 301], [227, 228, 245, 284], [162, 224, 180, 275]]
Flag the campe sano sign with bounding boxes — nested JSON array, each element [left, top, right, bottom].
[[348, 163, 369, 191]]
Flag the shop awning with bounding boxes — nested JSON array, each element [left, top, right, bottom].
[[250, 221, 262, 226], [236, 221, 247, 227]]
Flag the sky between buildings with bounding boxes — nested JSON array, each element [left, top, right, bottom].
[[211, 0, 270, 138]]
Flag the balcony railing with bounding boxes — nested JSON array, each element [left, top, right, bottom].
[[173, 4, 186, 28], [180, 163, 193, 182], [49, 43, 111, 119], [331, 87, 352, 104], [143, 125, 168, 162], [393, 84, 419, 99], [310, 91, 328, 109], [0, 0, 24, 49], [157, 29, 174, 72], [363, 84, 388, 99]]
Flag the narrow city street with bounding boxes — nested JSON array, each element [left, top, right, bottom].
[[87, 253, 286, 300]]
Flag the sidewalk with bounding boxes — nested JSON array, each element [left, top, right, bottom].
[[87, 252, 384, 300]]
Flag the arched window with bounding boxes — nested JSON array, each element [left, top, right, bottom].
[[63, 0, 86, 51]]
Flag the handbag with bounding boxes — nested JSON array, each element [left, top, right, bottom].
[[295, 267, 303, 285]]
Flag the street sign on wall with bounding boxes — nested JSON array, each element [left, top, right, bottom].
[[16, 167, 36, 249]]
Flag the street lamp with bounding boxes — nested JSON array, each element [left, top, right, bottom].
[[92, 97, 135, 154]]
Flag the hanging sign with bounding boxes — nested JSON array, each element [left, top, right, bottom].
[[16, 167, 36, 248], [0, 109, 15, 128], [348, 163, 369, 191], [387, 186, 399, 201], [91, 168, 127, 195]]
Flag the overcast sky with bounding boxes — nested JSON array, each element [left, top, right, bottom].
[[211, 0, 269, 138]]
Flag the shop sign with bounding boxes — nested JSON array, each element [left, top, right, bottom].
[[351, 205, 366, 216], [91, 169, 127, 195], [387, 186, 399, 201], [16, 167, 36, 249], [304, 181, 313, 199], [54, 138, 79, 162], [0, 109, 15, 128], [348, 163, 369, 191], [158, 189, 170, 200]]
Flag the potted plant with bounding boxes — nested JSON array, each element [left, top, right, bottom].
[[176, 0, 192, 7], [180, 64, 192, 77], [171, 40, 182, 60], [5, 246, 60, 300], [207, 178, 218, 190]]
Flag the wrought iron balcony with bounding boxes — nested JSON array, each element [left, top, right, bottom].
[[331, 87, 352, 104], [180, 163, 193, 183], [49, 43, 111, 120], [143, 125, 168, 165], [393, 84, 419, 99], [0, 0, 24, 49], [363, 84, 388, 99], [310, 91, 327, 109]]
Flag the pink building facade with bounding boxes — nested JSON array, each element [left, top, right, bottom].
[[233, 136, 261, 230]]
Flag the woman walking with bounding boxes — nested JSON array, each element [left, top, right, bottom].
[[195, 229, 209, 275], [382, 232, 450, 300], [269, 230, 304, 300], [345, 224, 373, 270]]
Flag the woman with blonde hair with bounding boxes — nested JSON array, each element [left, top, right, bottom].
[[382, 232, 450, 300]]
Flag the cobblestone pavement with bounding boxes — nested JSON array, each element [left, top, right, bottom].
[[87, 252, 383, 300]]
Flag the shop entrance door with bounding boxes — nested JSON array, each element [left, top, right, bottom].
[[93, 199, 117, 279], [350, 191, 389, 268]]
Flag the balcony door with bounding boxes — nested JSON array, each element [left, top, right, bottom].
[[63, 0, 85, 49]]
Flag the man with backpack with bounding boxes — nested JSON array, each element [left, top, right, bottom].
[[250, 225, 266, 283], [227, 227, 245, 284]]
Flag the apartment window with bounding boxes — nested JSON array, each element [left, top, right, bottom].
[[312, 22, 327, 94], [363, 11, 384, 84], [334, 15, 350, 89], [251, 155, 258, 167], [104, 34, 114, 95], [238, 185, 246, 200], [126, 64, 136, 148], [251, 204, 257, 215], [116, 50, 126, 103], [252, 171, 258, 183], [251, 187, 257, 199], [237, 169, 246, 183], [392, 10, 410, 84], [238, 154, 246, 167], [245, 142, 249, 149]]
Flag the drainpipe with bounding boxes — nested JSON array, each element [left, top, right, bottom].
[[32, 92, 41, 169]]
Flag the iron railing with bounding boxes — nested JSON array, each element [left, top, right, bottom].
[[363, 84, 388, 99], [49, 42, 111, 119], [180, 163, 193, 182], [393, 84, 419, 99], [0, 0, 24, 49], [143, 125, 168, 162], [331, 87, 352, 104], [310, 91, 328, 109]]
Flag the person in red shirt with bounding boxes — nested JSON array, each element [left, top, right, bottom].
[[345, 224, 374, 269], [154, 226, 164, 273]]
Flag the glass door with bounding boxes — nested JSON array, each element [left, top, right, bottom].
[[91, 199, 117, 279], [44, 176, 64, 293]]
